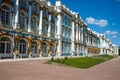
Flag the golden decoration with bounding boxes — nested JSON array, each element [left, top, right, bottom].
[[0, 31, 2, 36], [49, 51, 52, 55], [14, 34, 19, 49], [57, 12, 62, 16], [28, 36, 32, 48], [40, 50, 43, 54], [29, 51, 32, 55], [14, 49, 19, 55]]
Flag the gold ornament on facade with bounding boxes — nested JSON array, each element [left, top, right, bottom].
[[14, 34, 19, 49], [39, 42, 43, 50], [29, 51, 32, 55], [47, 44, 50, 50], [28, 36, 32, 48], [40, 50, 43, 55], [39, 39, 43, 55], [49, 51, 52, 55], [3, 0, 13, 5], [14, 49, 19, 55], [57, 12, 62, 16], [47, 41, 51, 54], [39, 38, 43, 43], [5, 32, 10, 36], [0, 31, 2, 36], [56, 42, 58, 47]]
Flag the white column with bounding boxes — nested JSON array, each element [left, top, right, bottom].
[[80, 45, 82, 53], [81, 27, 83, 42], [56, 13, 62, 56], [117, 48, 119, 55], [28, 2, 32, 32], [78, 27, 80, 41], [14, 0, 19, 29], [79, 27, 81, 41], [77, 44, 79, 56], [100, 37, 104, 54], [55, 16, 57, 38], [48, 13, 51, 37], [76, 24, 78, 41], [39, 8, 43, 35], [71, 20, 75, 55], [13, 0, 19, 59], [100, 48, 104, 54], [76, 24, 79, 55]]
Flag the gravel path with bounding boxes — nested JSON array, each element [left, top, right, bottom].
[[0, 56, 120, 80]]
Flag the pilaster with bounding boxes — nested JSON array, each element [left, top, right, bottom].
[[39, 6, 43, 35], [13, 34, 19, 59], [56, 12, 62, 56], [39, 39, 43, 57], [78, 27, 81, 41], [28, 36, 33, 58], [71, 20, 75, 55], [28, 1, 32, 32], [14, 0, 19, 29], [76, 24, 79, 41], [77, 44, 79, 56]]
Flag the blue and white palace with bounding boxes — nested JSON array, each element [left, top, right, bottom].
[[0, 0, 119, 59]]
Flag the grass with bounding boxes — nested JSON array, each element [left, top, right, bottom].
[[48, 55, 116, 69]]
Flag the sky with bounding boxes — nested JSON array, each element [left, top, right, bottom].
[[51, 0, 120, 46]]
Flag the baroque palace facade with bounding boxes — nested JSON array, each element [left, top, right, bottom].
[[0, 0, 119, 59]]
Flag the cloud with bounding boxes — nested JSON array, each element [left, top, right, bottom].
[[95, 19, 108, 27], [105, 30, 118, 35], [86, 17, 95, 24], [112, 35, 117, 38], [86, 17, 108, 27]]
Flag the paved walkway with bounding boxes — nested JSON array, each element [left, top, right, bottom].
[[0, 56, 120, 80]]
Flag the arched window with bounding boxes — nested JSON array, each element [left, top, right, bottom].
[[31, 17, 38, 32], [19, 12, 26, 30], [31, 41, 38, 54], [0, 37, 12, 54], [1, 5, 11, 26], [19, 39, 27, 54]]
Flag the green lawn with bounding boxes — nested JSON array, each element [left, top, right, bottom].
[[49, 55, 116, 69]]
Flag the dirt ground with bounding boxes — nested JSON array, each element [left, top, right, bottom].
[[0, 56, 120, 80]]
